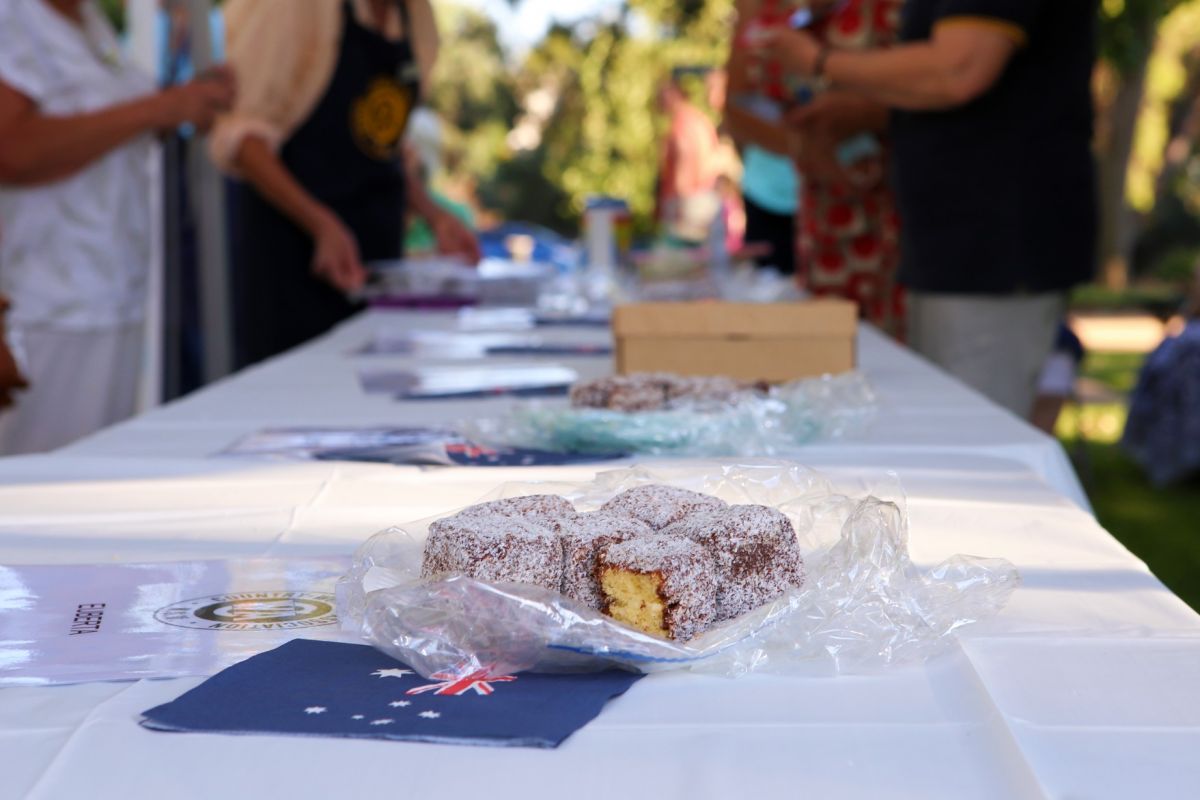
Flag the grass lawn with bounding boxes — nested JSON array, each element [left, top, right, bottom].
[[1057, 351, 1200, 612]]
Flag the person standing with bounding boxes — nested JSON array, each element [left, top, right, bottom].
[[739, 146, 800, 276], [762, 0, 1099, 416], [724, 5, 800, 277], [0, 0, 234, 454], [656, 74, 724, 245], [213, 0, 479, 368], [729, 0, 904, 334]]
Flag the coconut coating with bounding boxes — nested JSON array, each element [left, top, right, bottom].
[[661, 504, 805, 621], [596, 534, 718, 642], [422, 513, 563, 591], [560, 511, 654, 608], [600, 484, 729, 530], [454, 494, 576, 522], [570, 372, 761, 412]]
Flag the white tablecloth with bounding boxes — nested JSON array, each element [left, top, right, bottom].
[[1, 310, 1195, 799], [59, 310, 1090, 510]]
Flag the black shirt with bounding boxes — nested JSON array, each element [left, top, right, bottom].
[[891, 0, 1099, 294]]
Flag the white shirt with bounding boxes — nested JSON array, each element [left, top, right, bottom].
[[0, 0, 155, 330]]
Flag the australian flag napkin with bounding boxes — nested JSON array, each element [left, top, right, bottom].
[[141, 639, 643, 748]]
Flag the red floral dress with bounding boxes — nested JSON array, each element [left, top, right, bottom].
[[747, 0, 906, 339]]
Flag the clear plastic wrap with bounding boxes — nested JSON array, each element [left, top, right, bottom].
[[464, 372, 878, 457], [338, 463, 1018, 678]]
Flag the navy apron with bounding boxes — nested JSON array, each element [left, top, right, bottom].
[[232, 1, 418, 367]]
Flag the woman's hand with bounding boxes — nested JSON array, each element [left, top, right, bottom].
[[791, 121, 851, 185], [752, 27, 822, 78], [156, 67, 237, 133], [430, 208, 482, 266], [310, 211, 368, 293], [0, 298, 29, 409], [787, 92, 888, 187]]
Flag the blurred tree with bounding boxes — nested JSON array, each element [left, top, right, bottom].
[[484, 0, 734, 236], [425, 4, 520, 219], [1128, 2, 1200, 284], [1095, 0, 1190, 288]]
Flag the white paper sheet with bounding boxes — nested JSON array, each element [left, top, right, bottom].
[[0, 557, 353, 686]]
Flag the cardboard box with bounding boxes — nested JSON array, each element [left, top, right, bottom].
[[612, 300, 857, 382]]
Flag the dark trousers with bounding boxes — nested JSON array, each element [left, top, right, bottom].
[[743, 196, 797, 276]]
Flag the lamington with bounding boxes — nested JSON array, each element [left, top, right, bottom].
[[661, 504, 805, 621], [570, 374, 673, 412], [595, 534, 718, 642], [600, 484, 728, 530], [560, 511, 654, 608], [453, 494, 576, 522], [664, 375, 745, 406], [570, 372, 762, 412], [421, 513, 563, 591]]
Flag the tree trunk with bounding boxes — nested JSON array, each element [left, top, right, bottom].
[[1097, 54, 1150, 291], [1152, 65, 1200, 204]]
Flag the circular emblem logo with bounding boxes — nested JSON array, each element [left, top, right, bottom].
[[154, 591, 337, 631], [351, 77, 412, 161]]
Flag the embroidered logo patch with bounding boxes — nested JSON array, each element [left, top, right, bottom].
[[351, 77, 412, 160]]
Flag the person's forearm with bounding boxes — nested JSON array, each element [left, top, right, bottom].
[[840, 97, 891, 134], [825, 42, 990, 111], [405, 167, 441, 223], [0, 95, 166, 186], [725, 104, 793, 157], [234, 136, 332, 236]]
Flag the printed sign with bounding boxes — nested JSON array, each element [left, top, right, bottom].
[[0, 557, 353, 686]]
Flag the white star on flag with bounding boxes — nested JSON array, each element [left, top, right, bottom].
[[418, 711, 441, 719], [370, 719, 395, 726], [372, 668, 413, 679], [389, 700, 411, 708], [352, 714, 365, 720], [303, 706, 326, 715]]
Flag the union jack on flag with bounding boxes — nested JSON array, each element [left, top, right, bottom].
[[407, 667, 518, 697]]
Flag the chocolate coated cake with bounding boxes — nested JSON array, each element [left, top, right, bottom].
[[600, 484, 728, 530], [662, 504, 805, 621], [422, 513, 563, 591], [560, 511, 654, 608], [596, 534, 718, 642]]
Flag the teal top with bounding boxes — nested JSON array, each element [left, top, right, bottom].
[[740, 145, 799, 216]]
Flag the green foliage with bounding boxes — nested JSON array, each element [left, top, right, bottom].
[[1054, 352, 1200, 612], [1070, 282, 1185, 311], [1098, 0, 1186, 75], [455, 0, 735, 235], [429, 6, 519, 133], [1125, 2, 1200, 213], [1150, 246, 1200, 283], [98, 0, 124, 29], [476, 149, 574, 235]]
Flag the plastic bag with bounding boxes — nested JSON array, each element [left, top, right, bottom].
[[464, 372, 878, 457], [337, 462, 1018, 679]]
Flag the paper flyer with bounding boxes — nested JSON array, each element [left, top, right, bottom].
[[218, 427, 628, 466], [0, 556, 354, 686], [357, 330, 611, 358], [358, 365, 578, 399]]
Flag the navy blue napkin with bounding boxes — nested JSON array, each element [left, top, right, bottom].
[[141, 639, 643, 748]]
